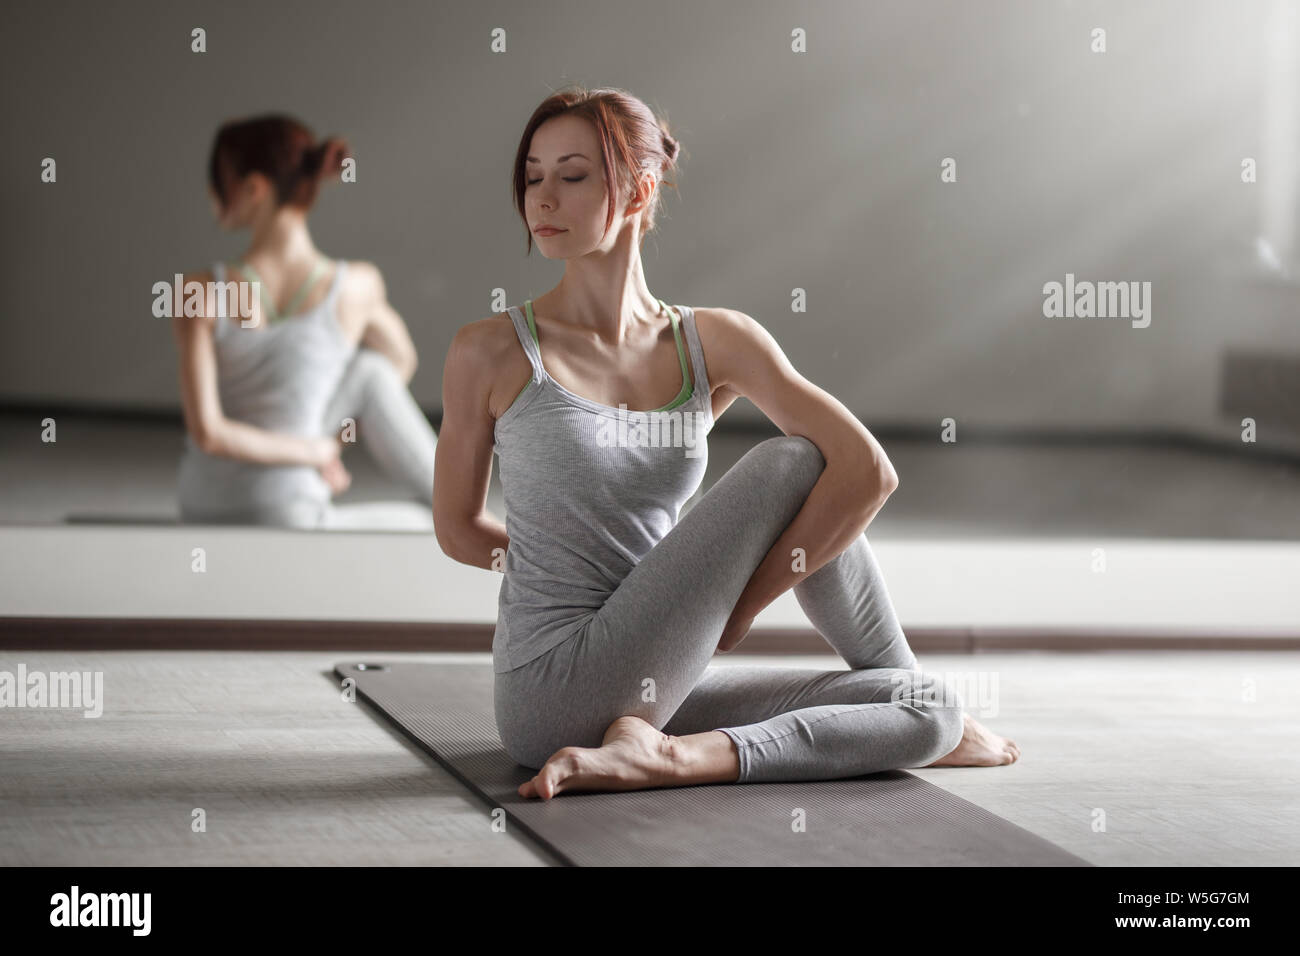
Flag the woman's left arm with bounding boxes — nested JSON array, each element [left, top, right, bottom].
[[698, 307, 898, 647], [355, 261, 419, 384]]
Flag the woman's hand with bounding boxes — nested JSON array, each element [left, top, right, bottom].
[[715, 609, 756, 654], [314, 436, 352, 495], [309, 435, 341, 467], [319, 455, 352, 496]]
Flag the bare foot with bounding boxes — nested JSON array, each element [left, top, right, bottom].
[[517, 715, 675, 800], [925, 712, 1021, 767]]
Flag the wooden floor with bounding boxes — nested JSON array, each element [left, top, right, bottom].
[[2, 648, 1297, 866]]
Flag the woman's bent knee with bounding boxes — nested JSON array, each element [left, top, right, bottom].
[[353, 346, 399, 382], [752, 434, 826, 484]]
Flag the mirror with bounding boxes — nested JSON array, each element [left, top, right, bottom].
[[1, 0, 1298, 545]]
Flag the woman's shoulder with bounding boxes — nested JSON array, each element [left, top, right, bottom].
[[336, 258, 375, 278], [453, 307, 523, 359], [441, 309, 532, 416], [684, 305, 735, 348], [168, 268, 222, 336], [335, 258, 381, 296], [685, 305, 731, 327], [685, 306, 772, 399], [691, 305, 768, 340]]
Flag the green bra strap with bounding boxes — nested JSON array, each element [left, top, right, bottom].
[[279, 259, 330, 318], [237, 259, 329, 324], [524, 299, 539, 344], [523, 298, 691, 409], [658, 299, 692, 395], [238, 263, 279, 324]]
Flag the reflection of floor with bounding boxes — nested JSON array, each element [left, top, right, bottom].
[[1, 648, 1296, 866], [2, 413, 1298, 630], [4, 521, 1298, 630], [2, 412, 1299, 539]]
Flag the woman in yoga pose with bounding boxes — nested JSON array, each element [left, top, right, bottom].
[[434, 88, 1020, 798], [173, 114, 439, 530]]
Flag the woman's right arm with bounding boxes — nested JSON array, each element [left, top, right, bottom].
[[170, 271, 334, 468], [432, 319, 511, 572]]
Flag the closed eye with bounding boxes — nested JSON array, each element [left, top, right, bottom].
[[526, 176, 587, 186]]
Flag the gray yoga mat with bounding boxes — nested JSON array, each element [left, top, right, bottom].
[[336, 659, 1093, 867]]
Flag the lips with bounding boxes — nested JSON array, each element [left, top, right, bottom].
[[534, 226, 565, 235]]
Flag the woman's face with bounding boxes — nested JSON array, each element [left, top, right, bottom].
[[525, 114, 642, 257], [208, 186, 232, 228], [209, 170, 270, 231]]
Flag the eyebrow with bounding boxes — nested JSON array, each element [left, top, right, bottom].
[[526, 153, 591, 163]]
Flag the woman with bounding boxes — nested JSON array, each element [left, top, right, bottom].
[[434, 88, 1020, 799], [173, 114, 439, 530]]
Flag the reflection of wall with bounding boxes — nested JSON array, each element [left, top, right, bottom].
[[2, 0, 1297, 452]]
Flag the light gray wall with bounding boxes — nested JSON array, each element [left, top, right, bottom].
[[3, 0, 1298, 450]]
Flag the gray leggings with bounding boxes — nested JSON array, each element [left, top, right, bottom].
[[298, 347, 438, 530], [180, 348, 438, 531], [494, 435, 966, 784]]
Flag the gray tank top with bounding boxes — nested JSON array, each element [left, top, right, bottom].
[[176, 260, 354, 515], [491, 301, 715, 672]]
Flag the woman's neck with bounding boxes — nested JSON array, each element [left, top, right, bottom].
[[242, 206, 321, 269], [549, 242, 663, 343]]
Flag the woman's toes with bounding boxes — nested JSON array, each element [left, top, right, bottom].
[[533, 764, 560, 800], [522, 747, 580, 800]]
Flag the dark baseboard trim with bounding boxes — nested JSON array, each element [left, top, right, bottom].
[[0, 617, 1297, 652]]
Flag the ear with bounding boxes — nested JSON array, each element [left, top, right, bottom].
[[626, 171, 657, 215], [244, 171, 275, 205]]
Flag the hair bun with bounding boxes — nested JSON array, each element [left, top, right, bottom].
[[662, 133, 679, 162], [321, 137, 348, 175], [303, 136, 348, 178]]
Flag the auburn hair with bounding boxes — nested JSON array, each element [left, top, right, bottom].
[[512, 87, 683, 254], [208, 114, 348, 213]]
